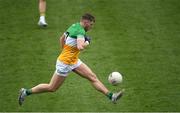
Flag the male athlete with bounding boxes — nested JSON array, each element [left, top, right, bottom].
[[38, 0, 48, 27], [19, 13, 124, 106]]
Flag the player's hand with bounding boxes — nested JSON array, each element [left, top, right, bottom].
[[85, 36, 91, 44]]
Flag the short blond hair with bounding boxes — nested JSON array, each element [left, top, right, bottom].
[[81, 13, 95, 23]]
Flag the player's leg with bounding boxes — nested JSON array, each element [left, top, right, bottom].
[[31, 73, 65, 93], [18, 60, 70, 106], [39, 0, 46, 15], [73, 63, 124, 103], [18, 73, 66, 106], [73, 63, 109, 94], [38, 0, 48, 27]]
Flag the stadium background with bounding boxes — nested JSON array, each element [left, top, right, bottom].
[[0, 0, 179, 112]]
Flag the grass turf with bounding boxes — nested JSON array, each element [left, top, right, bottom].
[[0, 0, 180, 112]]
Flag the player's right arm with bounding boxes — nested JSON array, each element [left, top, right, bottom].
[[60, 32, 69, 49], [77, 37, 89, 50], [59, 34, 66, 49]]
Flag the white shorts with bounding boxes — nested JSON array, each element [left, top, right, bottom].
[[55, 59, 82, 77]]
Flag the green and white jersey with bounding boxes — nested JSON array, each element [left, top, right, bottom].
[[58, 22, 86, 64], [67, 22, 86, 39]]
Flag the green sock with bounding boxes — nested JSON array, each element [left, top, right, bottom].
[[106, 92, 113, 99], [26, 89, 32, 96]]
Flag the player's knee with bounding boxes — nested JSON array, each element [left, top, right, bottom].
[[48, 86, 57, 92], [48, 88, 57, 92], [88, 73, 98, 82], [40, 0, 46, 2]]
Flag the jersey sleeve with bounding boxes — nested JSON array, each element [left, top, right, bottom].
[[77, 28, 85, 38], [64, 32, 69, 37], [66, 23, 86, 39]]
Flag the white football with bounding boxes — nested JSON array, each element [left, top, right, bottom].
[[108, 72, 123, 85]]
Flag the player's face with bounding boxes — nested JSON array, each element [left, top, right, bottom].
[[84, 20, 94, 31]]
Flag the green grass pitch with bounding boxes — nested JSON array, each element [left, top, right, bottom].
[[0, 0, 180, 112]]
